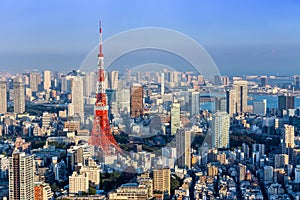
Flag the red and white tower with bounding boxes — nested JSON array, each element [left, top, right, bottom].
[[89, 21, 120, 156]]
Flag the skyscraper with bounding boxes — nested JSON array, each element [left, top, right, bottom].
[[43, 70, 51, 90], [37, 73, 42, 91], [9, 152, 34, 200], [130, 84, 143, 118], [126, 69, 131, 84], [188, 91, 199, 116], [14, 81, 25, 113], [278, 94, 295, 110], [117, 89, 130, 113], [170, 98, 180, 135], [176, 128, 191, 169], [83, 72, 97, 97], [106, 71, 119, 90], [161, 72, 165, 96], [212, 111, 230, 149], [61, 75, 72, 93], [153, 167, 170, 195], [29, 72, 41, 92], [0, 81, 7, 114], [226, 89, 236, 116], [283, 124, 295, 153], [233, 80, 248, 113], [71, 76, 84, 121]]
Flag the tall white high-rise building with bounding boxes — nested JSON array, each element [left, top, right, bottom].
[[43, 70, 51, 91], [233, 80, 248, 113], [9, 152, 34, 200], [226, 89, 237, 116], [14, 81, 25, 114], [83, 74, 90, 97], [83, 72, 97, 97], [106, 71, 119, 90], [161, 72, 165, 96], [212, 111, 230, 149], [71, 76, 84, 121], [117, 89, 130, 113], [29, 72, 41, 92], [0, 81, 7, 114], [189, 91, 200, 116], [283, 124, 295, 153], [170, 98, 180, 135], [126, 69, 131, 84], [176, 128, 191, 169], [111, 71, 119, 89]]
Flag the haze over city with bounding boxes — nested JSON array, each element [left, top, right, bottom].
[[1, 0, 300, 75]]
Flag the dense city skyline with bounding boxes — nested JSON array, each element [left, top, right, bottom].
[[1, 0, 300, 75], [2, 1, 300, 199]]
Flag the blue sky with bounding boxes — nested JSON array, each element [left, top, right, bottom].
[[0, 0, 300, 75]]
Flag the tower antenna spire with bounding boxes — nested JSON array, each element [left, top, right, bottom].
[[99, 20, 103, 57]]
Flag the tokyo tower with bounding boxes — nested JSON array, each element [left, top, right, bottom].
[[89, 21, 121, 156]]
